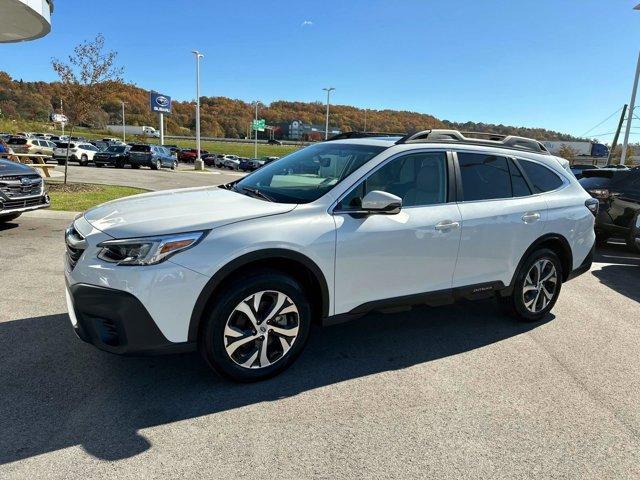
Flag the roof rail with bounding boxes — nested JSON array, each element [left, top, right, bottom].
[[326, 131, 404, 141], [395, 129, 549, 154]]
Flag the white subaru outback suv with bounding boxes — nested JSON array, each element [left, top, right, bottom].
[[64, 130, 597, 382]]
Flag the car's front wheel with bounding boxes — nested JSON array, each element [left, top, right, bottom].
[[80, 154, 89, 166], [199, 270, 311, 382], [171, 160, 177, 170], [499, 248, 562, 322]]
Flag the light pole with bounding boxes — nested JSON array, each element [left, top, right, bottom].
[[121, 101, 126, 143], [323, 87, 335, 140], [621, 4, 640, 165], [253, 101, 259, 159], [192, 50, 205, 170]]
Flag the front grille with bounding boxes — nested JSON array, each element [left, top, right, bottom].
[[65, 224, 86, 271], [2, 197, 45, 210], [0, 175, 43, 198]]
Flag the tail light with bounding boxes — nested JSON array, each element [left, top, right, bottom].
[[585, 198, 599, 216]]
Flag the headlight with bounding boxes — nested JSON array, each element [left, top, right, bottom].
[[97, 231, 208, 266]]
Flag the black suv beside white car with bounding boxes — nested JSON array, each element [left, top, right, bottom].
[[0, 159, 50, 222]]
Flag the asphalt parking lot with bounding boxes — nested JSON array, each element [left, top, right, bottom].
[[1, 211, 639, 479], [47, 163, 246, 191]]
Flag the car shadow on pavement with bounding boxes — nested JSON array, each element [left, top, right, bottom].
[[0, 221, 20, 232], [592, 244, 640, 303], [0, 300, 551, 464]]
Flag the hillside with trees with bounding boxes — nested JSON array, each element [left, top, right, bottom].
[[0, 71, 582, 141]]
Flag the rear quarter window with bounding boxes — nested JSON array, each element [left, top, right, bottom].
[[519, 159, 564, 193]]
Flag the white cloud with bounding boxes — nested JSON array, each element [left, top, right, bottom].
[[301, 20, 313, 27]]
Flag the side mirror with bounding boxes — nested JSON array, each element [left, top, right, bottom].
[[361, 190, 402, 214]]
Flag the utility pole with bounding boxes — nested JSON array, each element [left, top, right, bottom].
[[323, 87, 335, 140], [607, 104, 627, 165], [621, 51, 640, 165], [363, 109, 367, 133]]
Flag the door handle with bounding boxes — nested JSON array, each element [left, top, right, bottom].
[[522, 212, 541, 224], [435, 220, 460, 231]]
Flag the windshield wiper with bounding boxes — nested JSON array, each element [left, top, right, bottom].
[[240, 186, 274, 202]]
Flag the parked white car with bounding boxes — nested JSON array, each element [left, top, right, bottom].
[[64, 130, 597, 381], [53, 142, 100, 166], [222, 155, 241, 170]]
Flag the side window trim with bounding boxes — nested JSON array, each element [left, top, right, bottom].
[[332, 149, 452, 213]]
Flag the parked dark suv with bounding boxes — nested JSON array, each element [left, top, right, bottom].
[[0, 159, 50, 222], [580, 168, 640, 251], [93, 145, 130, 168], [128, 145, 177, 170]]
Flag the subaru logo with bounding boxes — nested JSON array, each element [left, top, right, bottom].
[[20, 177, 31, 186], [155, 96, 169, 107]]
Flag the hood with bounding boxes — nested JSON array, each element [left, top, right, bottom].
[[0, 159, 39, 176], [83, 186, 296, 238]]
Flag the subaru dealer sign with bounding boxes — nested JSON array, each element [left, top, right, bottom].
[[150, 92, 172, 114]]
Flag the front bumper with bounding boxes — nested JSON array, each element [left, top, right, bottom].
[[0, 194, 50, 216], [66, 282, 195, 355]]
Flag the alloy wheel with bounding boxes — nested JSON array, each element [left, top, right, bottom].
[[522, 259, 557, 314], [224, 290, 300, 369]]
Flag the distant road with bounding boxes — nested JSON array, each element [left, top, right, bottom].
[[164, 135, 312, 147]]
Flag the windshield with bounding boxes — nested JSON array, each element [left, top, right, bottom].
[[106, 146, 126, 153], [234, 143, 386, 203]]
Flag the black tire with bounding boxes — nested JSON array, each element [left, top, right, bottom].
[[199, 270, 312, 382], [131, 164, 140, 169], [57, 160, 65, 166], [95, 162, 103, 168], [80, 154, 89, 166], [498, 248, 563, 322], [171, 160, 177, 170], [0, 213, 21, 223], [152, 160, 161, 170], [115, 160, 124, 168]]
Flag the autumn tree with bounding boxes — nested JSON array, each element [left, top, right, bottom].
[[51, 34, 123, 183], [558, 144, 579, 162]]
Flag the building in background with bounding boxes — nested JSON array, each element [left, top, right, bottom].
[[0, 0, 53, 43]]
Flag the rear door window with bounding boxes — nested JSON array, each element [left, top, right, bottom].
[[457, 152, 512, 201], [519, 159, 564, 193], [508, 159, 532, 197]]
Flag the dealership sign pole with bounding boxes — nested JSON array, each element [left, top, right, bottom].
[[150, 91, 172, 146]]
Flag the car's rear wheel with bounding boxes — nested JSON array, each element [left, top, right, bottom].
[[115, 159, 124, 168], [199, 270, 311, 382], [57, 160, 65, 166], [131, 164, 140, 169], [499, 248, 562, 322], [95, 162, 103, 168], [171, 160, 177, 170]]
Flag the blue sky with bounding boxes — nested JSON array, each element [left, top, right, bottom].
[[3, 0, 640, 140]]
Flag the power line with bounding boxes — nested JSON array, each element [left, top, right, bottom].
[[580, 107, 624, 137]]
